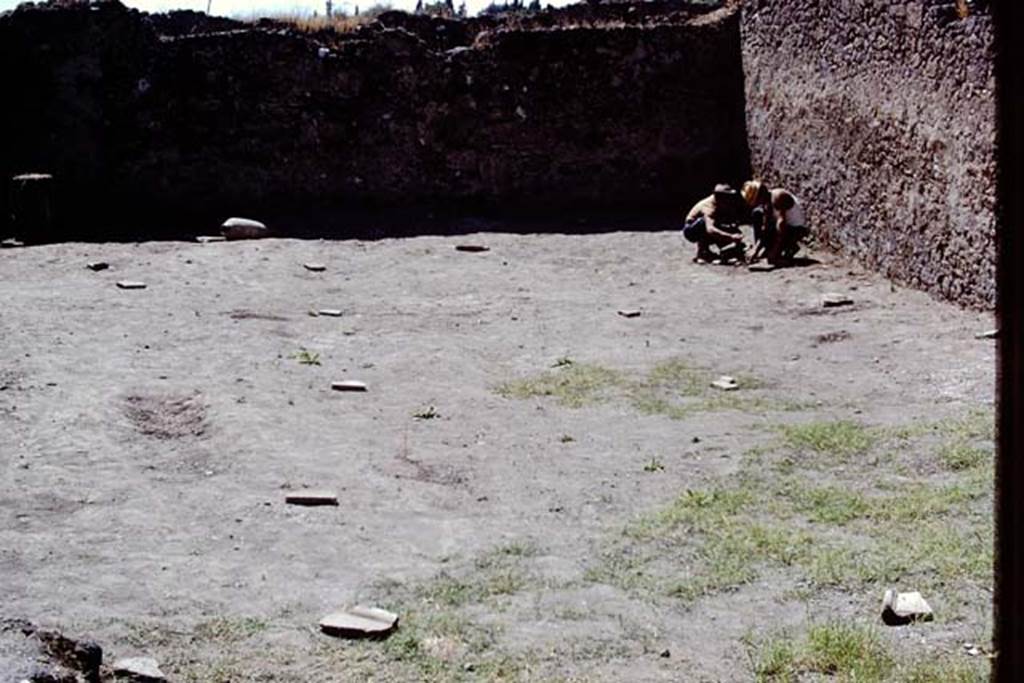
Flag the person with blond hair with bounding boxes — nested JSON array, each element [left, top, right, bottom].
[[682, 183, 746, 264], [742, 179, 810, 266]]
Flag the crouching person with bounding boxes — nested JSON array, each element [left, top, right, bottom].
[[682, 184, 746, 264], [742, 180, 810, 266]]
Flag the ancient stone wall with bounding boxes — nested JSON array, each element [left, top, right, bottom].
[[0, 0, 750, 238], [740, 0, 996, 308]]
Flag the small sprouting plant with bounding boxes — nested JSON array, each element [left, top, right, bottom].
[[551, 356, 575, 368], [644, 456, 665, 473], [292, 348, 321, 366]]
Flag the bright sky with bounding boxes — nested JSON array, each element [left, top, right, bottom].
[[0, 0, 576, 18]]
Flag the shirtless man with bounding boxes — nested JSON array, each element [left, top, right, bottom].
[[682, 184, 746, 264], [742, 180, 810, 265]]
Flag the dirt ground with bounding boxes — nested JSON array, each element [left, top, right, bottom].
[[0, 228, 995, 681]]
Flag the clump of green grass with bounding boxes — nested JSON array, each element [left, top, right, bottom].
[[413, 405, 441, 420], [777, 420, 876, 458], [192, 616, 268, 643], [494, 363, 626, 407], [292, 348, 321, 366]]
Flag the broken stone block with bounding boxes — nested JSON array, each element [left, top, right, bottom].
[[116, 281, 147, 290], [86, 261, 109, 271], [317, 309, 343, 317], [304, 263, 326, 272], [881, 589, 933, 626], [112, 656, 166, 682], [711, 376, 739, 391], [221, 217, 268, 240], [320, 606, 398, 638], [975, 329, 999, 339], [455, 244, 489, 252], [617, 309, 642, 318], [822, 293, 854, 308], [331, 380, 367, 392], [285, 490, 339, 506], [196, 235, 226, 244]]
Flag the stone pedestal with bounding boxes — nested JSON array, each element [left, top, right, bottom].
[[10, 173, 54, 243]]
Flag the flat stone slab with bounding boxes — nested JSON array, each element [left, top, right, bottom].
[[116, 281, 147, 290], [12, 173, 53, 182], [711, 375, 739, 391], [196, 235, 227, 244], [822, 293, 854, 308], [320, 606, 398, 639], [331, 380, 367, 392], [617, 309, 642, 318], [285, 490, 339, 506], [304, 263, 327, 272], [86, 261, 109, 271], [1, 238, 25, 248], [455, 244, 490, 252], [881, 589, 933, 626], [221, 217, 268, 240], [317, 309, 343, 317], [975, 329, 999, 339], [748, 262, 776, 272], [112, 656, 166, 682]]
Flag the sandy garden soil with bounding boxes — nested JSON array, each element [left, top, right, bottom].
[[0, 227, 995, 681]]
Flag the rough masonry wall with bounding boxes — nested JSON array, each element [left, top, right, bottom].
[[0, 1, 749, 237], [741, 0, 996, 308]]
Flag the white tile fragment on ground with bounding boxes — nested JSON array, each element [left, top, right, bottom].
[[304, 263, 327, 272], [116, 281, 147, 290], [331, 380, 367, 392], [285, 490, 339, 506], [112, 656, 166, 681], [711, 375, 739, 391], [320, 606, 399, 638], [881, 589, 933, 626]]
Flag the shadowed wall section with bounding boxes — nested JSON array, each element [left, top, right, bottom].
[[740, 0, 996, 308], [0, 1, 750, 235]]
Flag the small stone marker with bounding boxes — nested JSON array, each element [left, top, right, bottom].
[[304, 263, 326, 272], [317, 309, 343, 317], [455, 244, 490, 252], [320, 606, 399, 638], [881, 589, 933, 626], [116, 281, 147, 290], [112, 656, 166, 682], [711, 375, 739, 391], [617, 309, 642, 318], [975, 329, 999, 339], [285, 490, 339, 506], [221, 217, 268, 240], [1, 238, 25, 248], [196, 235, 226, 244], [86, 261, 109, 271], [822, 293, 854, 308], [332, 380, 367, 392]]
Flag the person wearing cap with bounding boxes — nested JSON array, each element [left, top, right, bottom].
[[682, 183, 746, 264], [741, 180, 810, 265]]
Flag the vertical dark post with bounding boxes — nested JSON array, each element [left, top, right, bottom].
[[995, 0, 1023, 678], [9, 173, 54, 244]]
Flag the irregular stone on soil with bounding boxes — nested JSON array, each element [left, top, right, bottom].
[[320, 606, 398, 638], [711, 376, 739, 391], [617, 309, 642, 318], [285, 490, 339, 506], [2, 238, 25, 248], [196, 235, 226, 244], [221, 217, 268, 240], [331, 380, 367, 392], [116, 281, 147, 290], [822, 293, 854, 307], [316, 309, 343, 317], [85, 261, 109, 271], [304, 263, 326, 272], [975, 329, 999, 339], [881, 589, 933, 626], [455, 244, 490, 252], [112, 656, 166, 682]]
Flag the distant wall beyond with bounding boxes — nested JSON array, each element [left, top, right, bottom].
[[741, 0, 996, 308], [0, 1, 750, 235]]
